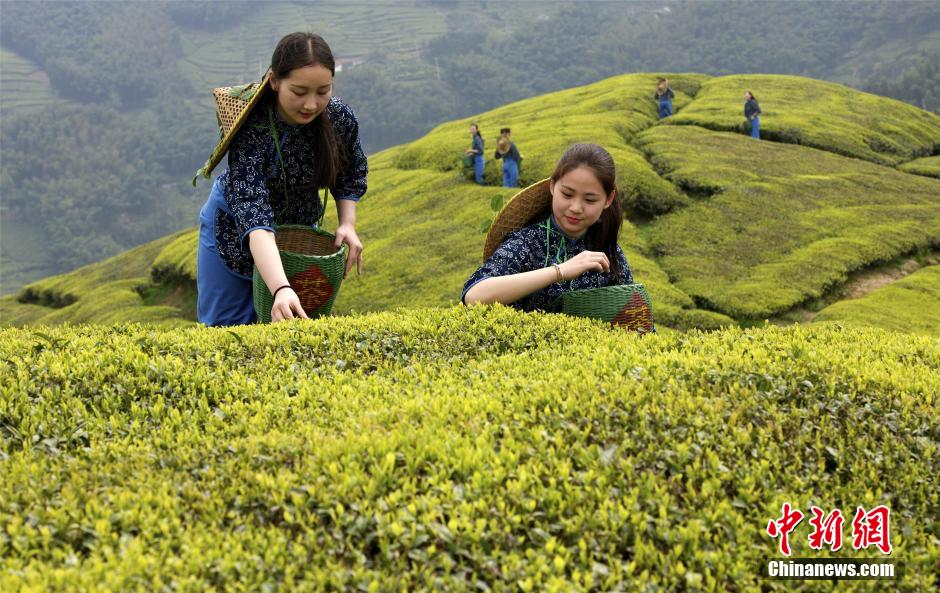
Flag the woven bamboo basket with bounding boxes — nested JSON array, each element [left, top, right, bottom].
[[252, 225, 347, 323], [557, 284, 654, 332]]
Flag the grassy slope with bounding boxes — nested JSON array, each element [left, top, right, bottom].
[[640, 125, 940, 318], [668, 74, 940, 165], [813, 265, 940, 337], [0, 230, 194, 328], [4, 73, 939, 333], [330, 73, 725, 330], [1, 308, 937, 591], [899, 155, 940, 179]]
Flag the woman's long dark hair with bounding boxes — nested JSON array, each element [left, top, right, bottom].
[[550, 143, 623, 278], [270, 32, 343, 190]]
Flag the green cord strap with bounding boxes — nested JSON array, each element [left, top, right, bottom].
[[268, 106, 290, 221], [318, 187, 330, 229], [543, 218, 570, 287], [268, 105, 330, 228]]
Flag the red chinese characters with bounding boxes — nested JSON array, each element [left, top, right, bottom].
[[852, 505, 892, 554], [767, 503, 805, 557], [766, 503, 893, 556], [808, 506, 845, 552]]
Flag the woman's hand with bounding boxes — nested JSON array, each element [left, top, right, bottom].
[[559, 250, 610, 280], [334, 223, 363, 278], [271, 288, 309, 322]]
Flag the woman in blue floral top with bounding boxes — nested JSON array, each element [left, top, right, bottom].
[[463, 143, 633, 311], [197, 32, 368, 326]]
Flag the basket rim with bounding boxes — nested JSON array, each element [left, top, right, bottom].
[[273, 224, 346, 259], [560, 283, 647, 298]]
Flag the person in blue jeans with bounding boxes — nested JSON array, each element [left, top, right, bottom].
[[465, 123, 485, 184], [655, 77, 675, 119], [494, 127, 522, 187], [744, 91, 762, 139]]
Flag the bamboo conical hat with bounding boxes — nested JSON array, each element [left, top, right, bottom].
[[192, 71, 273, 185], [483, 178, 552, 260]]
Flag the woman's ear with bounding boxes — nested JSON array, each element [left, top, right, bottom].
[[549, 179, 555, 196], [604, 189, 617, 208], [270, 76, 279, 92]]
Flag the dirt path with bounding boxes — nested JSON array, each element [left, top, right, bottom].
[[776, 251, 940, 325]]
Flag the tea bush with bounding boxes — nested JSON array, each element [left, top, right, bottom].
[[1, 307, 937, 591], [899, 156, 940, 179], [813, 265, 940, 336], [667, 74, 940, 165], [0, 230, 193, 328], [640, 126, 940, 318]]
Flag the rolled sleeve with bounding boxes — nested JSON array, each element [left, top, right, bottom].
[[329, 97, 368, 202], [240, 225, 276, 250]]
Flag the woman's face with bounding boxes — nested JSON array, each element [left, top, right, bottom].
[[271, 64, 333, 126], [470, 125, 478, 136], [744, 92, 752, 100], [550, 166, 615, 238]]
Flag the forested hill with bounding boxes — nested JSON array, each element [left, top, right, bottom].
[[3, 72, 939, 337], [1, 1, 939, 296]]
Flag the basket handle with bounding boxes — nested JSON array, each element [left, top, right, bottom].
[[317, 188, 330, 229]]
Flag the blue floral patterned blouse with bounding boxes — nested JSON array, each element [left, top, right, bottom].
[[462, 216, 634, 312], [214, 96, 368, 277]]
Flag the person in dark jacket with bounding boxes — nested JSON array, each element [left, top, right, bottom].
[[744, 91, 762, 139], [465, 123, 485, 184], [655, 78, 675, 119], [494, 127, 522, 187]]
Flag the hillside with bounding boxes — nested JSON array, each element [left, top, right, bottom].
[[3, 73, 938, 335], [814, 263, 940, 336], [1, 308, 938, 591], [3, 1, 938, 297]]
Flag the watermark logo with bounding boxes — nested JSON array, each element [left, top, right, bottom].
[[764, 503, 895, 580], [766, 503, 891, 556]]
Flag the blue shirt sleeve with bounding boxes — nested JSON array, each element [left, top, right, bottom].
[[224, 118, 275, 250], [462, 228, 532, 303], [328, 97, 368, 201]]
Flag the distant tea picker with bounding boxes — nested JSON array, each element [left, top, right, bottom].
[[494, 127, 522, 188], [192, 32, 368, 327], [465, 123, 486, 184], [463, 143, 654, 332], [655, 77, 675, 119], [744, 90, 762, 139]]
